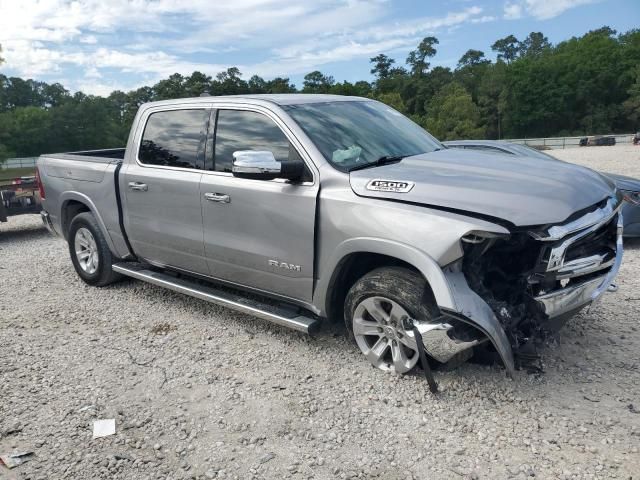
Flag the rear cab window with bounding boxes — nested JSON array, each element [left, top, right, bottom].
[[138, 109, 209, 169]]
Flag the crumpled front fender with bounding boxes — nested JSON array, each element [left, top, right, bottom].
[[441, 268, 516, 377]]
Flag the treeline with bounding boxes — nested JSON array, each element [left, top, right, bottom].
[[1, 26, 640, 161]]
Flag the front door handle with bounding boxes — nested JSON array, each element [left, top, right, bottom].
[[204, 192, 230, 203], [128, 182, 148, 192]]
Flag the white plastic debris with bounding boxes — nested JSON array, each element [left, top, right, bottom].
[[92, 419, 116, 439], [0, 451, 34, 469]]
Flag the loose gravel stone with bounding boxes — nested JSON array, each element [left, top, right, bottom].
[[0, 146, 639, 478]]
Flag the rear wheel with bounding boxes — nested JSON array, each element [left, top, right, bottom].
[[68, 212, 121, 287], [344, 267, 438, 374]]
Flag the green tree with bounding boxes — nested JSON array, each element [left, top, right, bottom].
[[42, 83, 71, 108], [589, 26, 617, 37], [266, 77, 297, 93], [375, 66, 408, 95], [213, 67, 249, 95], [406, 37, 439, 76], [491, 35, 520, 64], [1, 25, 640, 160], [0, 107, 52, 156], [153, 73, 186, 100], [375, 92, 406, 113], [476, 61, 508, 138], [184, 71, 212, 97], [370, 54, 395, 79], [455, 50, 491, 103], [624, 66, 640, 128], [401, 66, 453, 116], [519, 32, 551, 57], [211, 67, 249, 95], [424, 83, 485, 140], [302, 71, 335, 93], [248, 75, 267, 93], [0, 143, 13, 163], [504, 27, 626, 136], [328, 80, 372, 97], [457, 49, 489, 69]]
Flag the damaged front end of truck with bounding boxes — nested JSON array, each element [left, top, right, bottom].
[[423, 196, 624, 377]]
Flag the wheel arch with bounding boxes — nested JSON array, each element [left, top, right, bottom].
[[59, 192, 117, 254], [315, 238, 456, 322]]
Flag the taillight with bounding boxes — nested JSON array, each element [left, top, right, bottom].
[[35, 166, 45, 199]]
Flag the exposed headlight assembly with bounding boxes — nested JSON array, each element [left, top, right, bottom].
[[621, 190, 640, 206], [461, 230, 508, 244]]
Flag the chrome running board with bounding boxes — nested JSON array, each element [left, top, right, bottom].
[[112, 263, 320, 335]]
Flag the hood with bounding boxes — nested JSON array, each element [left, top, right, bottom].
[[603, 172, 640, 192], [349, 149, 616, 227]]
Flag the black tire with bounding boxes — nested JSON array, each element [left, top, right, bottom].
[[344, 267, 439, 373], [67, 212, 122, 287]]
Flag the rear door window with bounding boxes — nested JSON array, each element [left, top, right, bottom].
[[138, 109, 209, 169]]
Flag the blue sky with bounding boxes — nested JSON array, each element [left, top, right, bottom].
[[0, 0, 637, 96]]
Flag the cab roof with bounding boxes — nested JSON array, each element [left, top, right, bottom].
[[143, 94, 370, 108]]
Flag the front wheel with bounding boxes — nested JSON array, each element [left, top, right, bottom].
[[68, 212, 121, 287], [344, 267, 439, 374]]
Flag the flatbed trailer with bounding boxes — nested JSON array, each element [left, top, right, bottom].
[[0, 176, 42, 222]]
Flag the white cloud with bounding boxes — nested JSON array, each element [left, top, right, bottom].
[[504, 0, 599, 20], [90, 48, 229, 78], [0, 0, 491, 94], [80, 35, 98, 44], [75, 79, 137, 96], [504, 3, 523, 19], [84, 66, 102, 79], [471, 15, 497, 23]]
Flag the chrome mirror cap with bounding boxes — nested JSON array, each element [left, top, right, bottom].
[[232, 151, 281, 176]]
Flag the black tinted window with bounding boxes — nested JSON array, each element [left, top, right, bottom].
[[139, 109, 208, 169], [214, 110, 295, 173]]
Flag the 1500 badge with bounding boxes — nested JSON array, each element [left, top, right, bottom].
[[366, 179, 415, 193]]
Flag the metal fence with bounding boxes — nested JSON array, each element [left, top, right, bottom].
[[0, 157, 38, 170], [508, 134, 636, 150]]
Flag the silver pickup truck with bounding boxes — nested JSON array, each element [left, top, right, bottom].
[[37, 94, 624, 378]]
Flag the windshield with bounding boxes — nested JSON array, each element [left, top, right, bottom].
[[283, 100, 443, 171]]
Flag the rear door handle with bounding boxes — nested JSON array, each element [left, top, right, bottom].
[[204, 192, 230, 203], [128, 182, 148, 192]]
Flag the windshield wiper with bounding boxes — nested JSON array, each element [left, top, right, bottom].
[[349, 155, 406, 172]]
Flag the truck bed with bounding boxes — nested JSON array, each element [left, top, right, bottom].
[[37, 148, 129, 256], [62, 148, 126, 159]]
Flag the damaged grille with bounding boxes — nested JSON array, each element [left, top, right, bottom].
[[462, 197, 621, 350], [530, 214, 617, 294], [564, 221, 615, 262]]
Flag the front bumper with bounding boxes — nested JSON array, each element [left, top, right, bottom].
[[432, 200, 624, 377], [534, 211, 623, 319]]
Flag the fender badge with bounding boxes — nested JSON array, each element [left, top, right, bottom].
[[366, 179, 415, 193]]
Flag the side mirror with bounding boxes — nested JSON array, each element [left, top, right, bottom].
[[232, 151, 304, 181]]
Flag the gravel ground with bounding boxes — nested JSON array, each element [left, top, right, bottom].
[[1, 146, 639, 480]]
